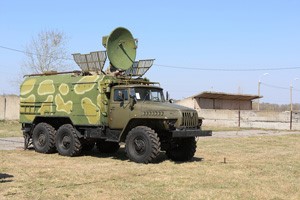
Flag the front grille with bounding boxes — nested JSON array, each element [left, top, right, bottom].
[[181, 111, 198, 127]]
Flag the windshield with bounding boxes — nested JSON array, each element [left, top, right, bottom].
[[132, 87, 165, 102]]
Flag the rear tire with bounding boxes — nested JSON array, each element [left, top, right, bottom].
[[96, 139, 120, 153], [125, 126, 160, 164], [56, 124, 82, 156], [166, 137, 196, 161], [32, 122, 56, 153]]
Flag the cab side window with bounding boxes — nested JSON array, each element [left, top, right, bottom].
[[114, 89, 128, 101]]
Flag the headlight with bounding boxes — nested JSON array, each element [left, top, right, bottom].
[[198, 118, 203, 128], [163, 119, 177, 130]]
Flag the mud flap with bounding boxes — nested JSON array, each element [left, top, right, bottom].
[[23, 132, 32, 150]]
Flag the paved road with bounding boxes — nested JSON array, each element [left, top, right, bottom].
[[208, 129, 300, 138], [0, 130, 299, 150], [0, 137, 24, 150]]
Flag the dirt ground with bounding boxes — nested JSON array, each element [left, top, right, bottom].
[[1, 129, 299, 151]]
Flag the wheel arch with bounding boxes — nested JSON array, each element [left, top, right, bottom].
[[32, 116, 74, 130], [119, 118, 165, 142]]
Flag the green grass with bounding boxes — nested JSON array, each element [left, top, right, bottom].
[[1, 134, 299, 200]]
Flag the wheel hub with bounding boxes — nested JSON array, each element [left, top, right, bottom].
[[38, 134, 46, 146], [134, 138, 146, 153], [62, 135, 71, 149]]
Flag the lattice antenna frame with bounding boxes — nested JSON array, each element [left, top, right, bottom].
[[73, 51, 107, 73], [125, 59, 155, 77]]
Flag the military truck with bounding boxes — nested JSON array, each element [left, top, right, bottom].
[[20, 27, 212, 163]]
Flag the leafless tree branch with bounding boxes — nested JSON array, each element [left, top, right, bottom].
[[22, 29, 70, 74]]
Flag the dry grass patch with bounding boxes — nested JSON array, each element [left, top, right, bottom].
[[1, 134, 299, 200], [0, 121, 22, 138]]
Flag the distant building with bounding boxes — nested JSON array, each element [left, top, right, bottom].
[[176, 91, 261, 111]]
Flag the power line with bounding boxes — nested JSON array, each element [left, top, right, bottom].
[[261, 82, 289, 90], [154, 64, 300, 72], [1, 44, 300, 72], [261, 82, 300, 92], [0, 45, 28, 54], [0, 45, 74, 61]]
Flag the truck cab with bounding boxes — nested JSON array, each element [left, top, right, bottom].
[[104, 83, 212, 163]]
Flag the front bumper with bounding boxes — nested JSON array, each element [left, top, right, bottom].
[[172, 128, 212, 138]]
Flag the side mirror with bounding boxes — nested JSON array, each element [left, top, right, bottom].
[[129, 95, 137, 110], [166, 91, 173, 103]]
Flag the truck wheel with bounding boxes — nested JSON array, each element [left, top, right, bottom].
[[96, 139, 120, 153], [32, 122, 56, 153], [166, 137, 196, 162], [125, 126, 161, 164], [56, 124, 82, 156]]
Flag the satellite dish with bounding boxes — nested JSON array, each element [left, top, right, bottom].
[[104, 27, 137, 70]]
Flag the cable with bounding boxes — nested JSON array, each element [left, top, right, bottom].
[[1, 44, 300, 72], [261, 82, 289, 90], [0, 45, 74, 61], [261, 82, 300, 92], [154, 64, 300, 72], [0, 45, 28, 54]]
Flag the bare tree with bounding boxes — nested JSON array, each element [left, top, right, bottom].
[[22, 30, 70, 74]]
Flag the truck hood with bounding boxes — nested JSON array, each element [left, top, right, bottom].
[[133, 101, 198, 128], [138, 101, 195, 112]]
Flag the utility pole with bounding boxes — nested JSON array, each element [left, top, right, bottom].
[[290, 78, 299, 112], [258, 81, 260, 110], [258, 73, 269, 111], [290, 78, 299, 130], [290, 84, 293, 112]]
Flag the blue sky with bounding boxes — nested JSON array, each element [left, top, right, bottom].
[[0, 0, 299, 104]]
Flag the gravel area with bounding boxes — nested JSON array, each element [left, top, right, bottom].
[[0, 130, 299, 150]]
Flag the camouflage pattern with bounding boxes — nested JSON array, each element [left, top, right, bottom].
[[20, 72, 116, 126]]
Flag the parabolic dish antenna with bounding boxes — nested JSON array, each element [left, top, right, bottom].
[[104, 27, 137, 71]]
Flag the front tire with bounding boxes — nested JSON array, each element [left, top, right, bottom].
[[166, 137, 197, 162], [32, 122, 56, 153], [125, 126, 161, 164], [56, 124, 82, 156]]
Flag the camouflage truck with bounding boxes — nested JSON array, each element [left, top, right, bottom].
[[20, 27, 212, 163]]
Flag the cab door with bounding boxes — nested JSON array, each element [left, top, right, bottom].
[[108, 88, 131, 129]]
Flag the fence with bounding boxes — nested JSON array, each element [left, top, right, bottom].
[[0, 95, 20, 120], [199, 109, 300, 130]]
